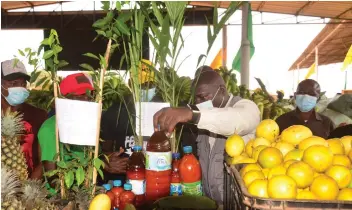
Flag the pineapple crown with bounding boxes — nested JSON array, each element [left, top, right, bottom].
[[21, 179, 49, 201], [1, 166, 21, 200], [1, 108, 25, 139]]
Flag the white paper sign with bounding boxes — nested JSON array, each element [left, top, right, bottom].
[[55, 98, 100, 146], [135, 102, 170, 137]]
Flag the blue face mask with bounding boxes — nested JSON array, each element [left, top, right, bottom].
[[196, 87, 223, 109], [141, 88, 156, 102], [295, 94, 317, 112], [2, 86, 29, 106]]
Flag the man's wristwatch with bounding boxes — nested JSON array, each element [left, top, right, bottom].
[[187, 104, 201, 124]]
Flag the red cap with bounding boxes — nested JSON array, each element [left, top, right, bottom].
[[59, 73, 94, 96]]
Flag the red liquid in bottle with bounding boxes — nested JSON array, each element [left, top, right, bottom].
[[120, 183, 135, 210], [103, 184, 115, 205], [145, 131, 172, 202], [127, 145, 145, 207], [170, 153, 182, 196], [111, 180, 124, 209]]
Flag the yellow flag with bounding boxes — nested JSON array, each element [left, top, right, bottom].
[[305, 62, 316, 79], [341, 45, 352, 71], [210, 49, 223, 70]]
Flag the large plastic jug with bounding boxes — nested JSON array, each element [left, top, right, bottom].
[[145, 131, 172, 201], [126, 145, 145, 207]]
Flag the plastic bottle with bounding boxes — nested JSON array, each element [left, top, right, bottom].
[[119, 183, 136, 210], [145, 131, 172, 201], [170, 153, 182, 196], [179, 146, 202, 196], [126, 145, 145, 207], [111, 180, 124, 209], [103, 184, 115, 205]]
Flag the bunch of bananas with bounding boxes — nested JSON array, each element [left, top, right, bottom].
[[217, 66, 240, 96]]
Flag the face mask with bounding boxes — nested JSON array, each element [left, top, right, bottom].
[[196, 87, 223, 109], [1, 86, 29, 106], [295, 94, 317, 112], [141, 88, 156, 102]]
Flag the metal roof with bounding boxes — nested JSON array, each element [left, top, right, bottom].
[[1, 1, 61, 11]]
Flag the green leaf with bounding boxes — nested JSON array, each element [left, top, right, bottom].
[[112, 26, 121, 36], [106, 30, 113, 38], [93, 158, 104, 170], [24, 48, 31, 52], [165, 1, 187, 25], [105, 11, 114, 22], [83, 53, 99, 60], [30, 71, 41, 84], [64, 171, 74, 188], [52, 45, 63, 54], [96, 30, 106, 37], [44, 169, 59, 177], [35, 77, 48, 87], [99, 54, 107, 69], [213, 3, 218, 27], [58, 60, 69, 68], [41, 38, 51, 46], [18, 49, 25, 56], [75, 166, 85, 186], [42, 80, 50, 89], [116, 1, 122, 11], [37, 45, 44, 56], [197, 54, 206, 67], [43, 50, 54, 59], [57, 161, 68, 169], [152, 2, 163, 25], [97, 168, 104, 179], [93, 19, 108, 28], [79, 63, 95, 71], [115, 20, 130, 35], [101, 1, 110, 11], [117, 12, 132, 23]]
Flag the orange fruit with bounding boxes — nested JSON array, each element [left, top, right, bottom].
[[243, 170, 265, 187], [267, 165, 286, 180], [327, 138, 345, 155], [337, 188, 352, 201], [255, 119, 280, 142], [252, 145, 267, 162], [268, 175, 297, 199], [310, 175, 339, 200], [332, 155, 351, 168], [245, 139, 254, 157], [248, 179, 269, 198], [281, 125, 312, 146], [274, 142, 295, 157], [325, 165, 352, 189], [225, 134, 245, 157], [302, 145, 333, 173], [296, 191, 317, 200], [258, 147, 283, 169], [284, 149, 304, 162], [298, 136, 328, 150], [253, 137, 271, 148], [284, 160, 298, 169], [240, 163, 262, 177], [341, 136, 352, 154], [286, 161, 314, 189]]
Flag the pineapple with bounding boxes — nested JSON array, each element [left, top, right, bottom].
[[1, 166, 25, 210], [1, 108, 28, 180]]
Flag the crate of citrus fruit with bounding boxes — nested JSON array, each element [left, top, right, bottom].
[[224, 119, 352, 210]]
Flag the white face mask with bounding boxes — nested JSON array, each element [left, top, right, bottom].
[[196, 87, 223, 109]]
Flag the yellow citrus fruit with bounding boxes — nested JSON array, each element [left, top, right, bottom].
[[267, 165, 286, 180], [268, 175, 297, 199], [245, 139, 254, 157], [225, 134, 245, 157], [255, 119, 280, 142], [252, 145, 268, 162], [286, 161, 314, 189], [240, 163, 262, 177], [262, 168, 270, 179], [327, 138, 345, 155], [274, 142, 295, 157], [89, 194, 111, 210], [248, 179, 269, 198], [284, 149, 304, 162], [341, 136, 352, 154], [241, 152, 249, 157], [296, 191, 317, 200], [349, 150, 352, 162], [314, 171, 322, 178], [310, 175, 339, 200], [302, 145, 333, 173], [253, 137, 271, 148], [281, 125, 313, 146], [325, 165, 352, 189], [284, 160, 298, 169], [230, 155, 256, 165], [243, 170, 265, 187], [349, 169, 352, 188], [332, 155, 351, 168], [258, 147, 283, 169], [298, 136, 328, 150], [337, 188, 352, 201]]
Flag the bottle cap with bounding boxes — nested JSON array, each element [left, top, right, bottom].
[[133, 145, 142, 151], [124, 183, 132, 190], [172, 153, 181, 159], [183, 146, 192, 154], [102, 184, 112, 191], [113, 180, 122, 187]]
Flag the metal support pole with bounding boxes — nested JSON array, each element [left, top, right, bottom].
[[315, 47, 319, 81], [241, 2, 250, 87], [222, 25, 228, 67]]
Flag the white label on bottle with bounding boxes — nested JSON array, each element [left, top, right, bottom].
[[145, 151, 172, 171], [129, 179, 145, 195]]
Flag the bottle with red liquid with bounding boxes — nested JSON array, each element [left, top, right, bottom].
[[179, 146, 202, 196], [145, 131, 172, 202], [111, 180, 124, 209], [103, 184, 115, 205], [170, 153, 182, 196], [126, 145, 145, 207], [119, 183, 135, 210]]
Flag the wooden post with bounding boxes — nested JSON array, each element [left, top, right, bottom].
[[222, 25, 227, 67], [315, 47, 319, 82]]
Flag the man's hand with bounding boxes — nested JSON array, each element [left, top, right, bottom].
[[153, 107, 193, 134], [104, 147, 129, 174]]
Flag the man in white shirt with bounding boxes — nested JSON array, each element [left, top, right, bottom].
[[153, 66, 260, 204]]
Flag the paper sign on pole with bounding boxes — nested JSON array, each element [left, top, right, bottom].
[[55, 98, 100, 146], [135, 102, 170, 137]]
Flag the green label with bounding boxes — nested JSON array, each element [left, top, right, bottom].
[[182, 181, 202, 196]]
